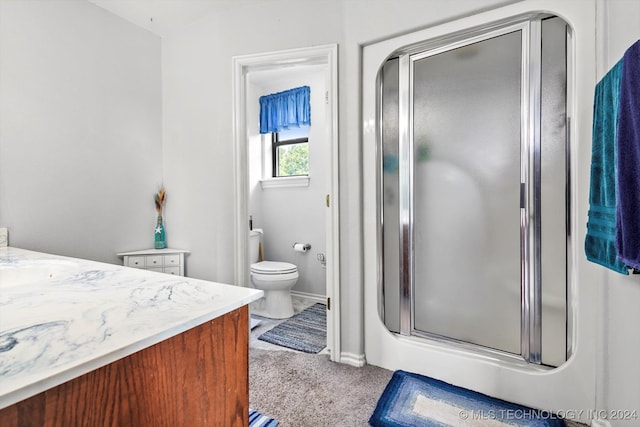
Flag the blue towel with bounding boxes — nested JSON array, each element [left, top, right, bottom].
[[615, 40, 640, 269], [585, 59, 628, 274]]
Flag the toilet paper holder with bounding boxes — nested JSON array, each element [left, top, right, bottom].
[[293, 242, 311, 252]]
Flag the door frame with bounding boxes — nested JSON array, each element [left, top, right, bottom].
[[362, 0, 597, 419], [231, 44, 340, 361]]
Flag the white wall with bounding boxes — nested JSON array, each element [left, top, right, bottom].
[[247, 81, 264, 233], [596, 1, 640, 425], [0, 0, 162, 264], [248, 68, 327, 297]]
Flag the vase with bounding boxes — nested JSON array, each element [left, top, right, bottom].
[[154, 215, 166, 249]]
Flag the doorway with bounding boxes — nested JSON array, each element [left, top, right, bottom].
[[232, 45, 340, 361]]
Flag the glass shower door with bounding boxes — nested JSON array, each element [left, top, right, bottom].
[[380, 16, 569, 366], [411, 31, 522, 354]]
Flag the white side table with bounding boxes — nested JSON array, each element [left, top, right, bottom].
[[117, 248, 189, 276]]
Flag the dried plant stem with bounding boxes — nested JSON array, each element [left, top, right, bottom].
[[154, 185, 166, 216]]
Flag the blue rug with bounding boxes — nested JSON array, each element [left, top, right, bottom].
[[249, 409, 279, 426], [370, 371, 565, 427], [258, 303, 326, 353]]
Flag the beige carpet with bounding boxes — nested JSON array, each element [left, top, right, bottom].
[[249, 348, 393, 427], [249, 348, 589, 427]]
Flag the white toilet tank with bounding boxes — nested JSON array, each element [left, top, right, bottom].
[[249, 229, 263, 263]]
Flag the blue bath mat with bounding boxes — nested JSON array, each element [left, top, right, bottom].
[[249, 409, 279, 426], [370, 370, 565, 427], [258, 303, 326, 353]]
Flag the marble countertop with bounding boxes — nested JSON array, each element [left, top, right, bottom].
[[0, 247, 262, 409]]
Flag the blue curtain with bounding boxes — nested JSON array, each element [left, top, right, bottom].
[[259, 86, 311, 134]]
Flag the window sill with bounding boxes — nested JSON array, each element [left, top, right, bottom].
[[260, 176, 310, 189]]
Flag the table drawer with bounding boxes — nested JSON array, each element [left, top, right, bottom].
[[145, 255, 164, 268], [164, 254, 181, 266], [164, 266, 180, 275], [127, 256, 146, 268]]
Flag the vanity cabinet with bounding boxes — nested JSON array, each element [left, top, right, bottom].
[[117, 248, 189, 276], [0, 246, 262, 427], [0, 306, 251, 427]]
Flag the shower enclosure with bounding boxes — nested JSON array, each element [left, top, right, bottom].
[[378, 15, 570, 367]]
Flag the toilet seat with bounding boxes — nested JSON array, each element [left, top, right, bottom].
[[251, 261, 297, 275]]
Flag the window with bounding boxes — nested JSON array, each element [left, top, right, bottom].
[[272, 125, 309, 177]]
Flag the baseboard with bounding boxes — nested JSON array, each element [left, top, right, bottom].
[[340, 352, 367, 367], [290, 290, 327, 305], [591, 419, 612, 427]]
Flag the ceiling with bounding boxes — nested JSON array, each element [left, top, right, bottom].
[[87, 0, 244, 37]]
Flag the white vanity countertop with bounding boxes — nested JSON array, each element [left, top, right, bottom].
[[0, 246, 262, 409]]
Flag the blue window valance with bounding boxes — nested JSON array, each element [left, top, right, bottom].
[[259, 86, 311, 134]]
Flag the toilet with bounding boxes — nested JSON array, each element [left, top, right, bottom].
[[249, 229, 298, 319]]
